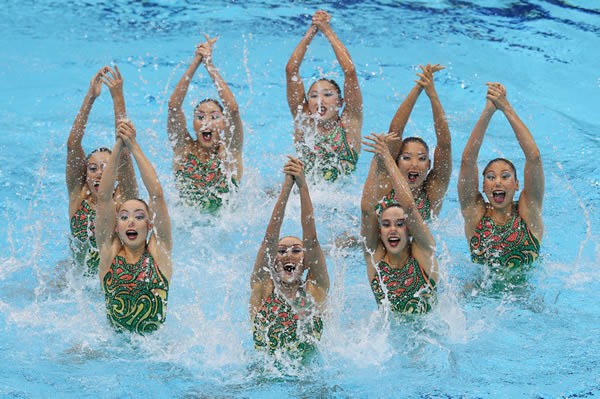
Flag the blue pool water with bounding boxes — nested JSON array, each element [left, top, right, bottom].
[[1, 0, 599, 397]]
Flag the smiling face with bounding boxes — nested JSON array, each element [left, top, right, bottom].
[[273, 236, 305, 285], [193, 100, 225, 150], [306, 80, 343, 122], [116, 199, 151, 248], [379, 206, 409, 255], [482, 160, 519, 209], [85, 150, 111, 195], [396, 140, 431, 189]]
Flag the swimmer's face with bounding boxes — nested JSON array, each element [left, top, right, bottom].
[[482, 160, 519, 209], [379, 206, 409, 254], [307, 80, 342, 122], [273, 236, 305, 285], [85, 151, 110, 195], [193, 101, 224, 150], [396, 141, 430, 189], [116, 200, 151, 247]]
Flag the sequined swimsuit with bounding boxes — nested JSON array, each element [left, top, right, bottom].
[[469, 203, 540, 269], [103, 249, 169, 334], [70, 199, 99, 274], [253, 288, 323, 355], [371, 257, 436, 314], [375, 188, 431, 221], [298, 124, 358, 182], [174, 153, 236, 210]]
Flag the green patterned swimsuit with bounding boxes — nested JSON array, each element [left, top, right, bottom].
[[174, 153, 236, 210], [371, 257, 436, 314], [375, 188, 431, 221], [469, 203, 540, 269], [298, 124, 358, 182], [103, 249, 169, 334], [253, 288, 323, 356], [70, 199, 99, 275]]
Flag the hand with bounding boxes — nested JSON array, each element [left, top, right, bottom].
[[116, 119, 137, 148], [312, 10, 331, 31], [363, 132, 398, 163], [100, 65, 123, 97], [283, 156, 306, 188], [196, 34, 217, 64], [89, 67, 105, 98], [486, 82, 509, 112], [415, 64, 444, 97]]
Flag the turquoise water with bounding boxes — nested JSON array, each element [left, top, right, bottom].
[[1, 1, 599, 397]]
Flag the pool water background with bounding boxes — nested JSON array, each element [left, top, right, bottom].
[[1, 0, 599, 397]]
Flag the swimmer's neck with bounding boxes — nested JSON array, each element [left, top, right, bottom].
[[487, 204, 515, 225], [277, 280, 302, 302], [315, 116, 340, 130], [120, 243, 147, 264], [190, 141, 220, 160], [384, 249, 410, 269]]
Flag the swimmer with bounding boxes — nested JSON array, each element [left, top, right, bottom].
[[96, 120, 172, 335], [361, 133, 438, 314], [250, 157, 329, 357], [66, 66, 137, 275], [168, 34, 243, 210], [377, 64, 451, 221], [286, 10, 363, 182], [458, 83, 544, 269]]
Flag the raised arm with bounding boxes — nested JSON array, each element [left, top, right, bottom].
[[100, 66, 138, 202], [387, 85, 423, 158], [364, 133, 437, 279], [285, 157, 329, 304], [249, 170, 294, 318], [387, 64, 445, 160], [366, 134, 435, 251], [458, 88, 496, 236], [285, 20, 318, 119], [419, 64, 452, 212], [199, 35, 244, 179], [95, 138, 122, 258], [360, 135, 396, 255], [489, 83, 544, 238], [118, 120, 172, 279], [66, 68, 103, 202], [314, 10, 363, 150], [167, 40, 204, 150]]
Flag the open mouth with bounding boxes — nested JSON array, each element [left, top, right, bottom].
[[126, 230, 138, 240], [387, 237, 401, 247], [201, 131, 213, 141], [283, 263, 296, 273], [407, 172, 419, 183], [492, 190, 506, 203], [317, 106, 327, 117], [93, 181, 100, 191]]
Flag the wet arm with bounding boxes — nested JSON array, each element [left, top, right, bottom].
[[458, 101, 494, 220], [298, 180, 329, 302], [251, 178, 292, 284], [95, 139, 122, 252], [102, 66, 139, 202], [285, 25, 317, 118], [204, 56, 244, 176], [424, 86, 452, 210], [387, 84, 423, 158], [504, 103, 544, 209], [320, 22, 363, 150], [66, 74, 101, 196], [167, 51, 202, 149]]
